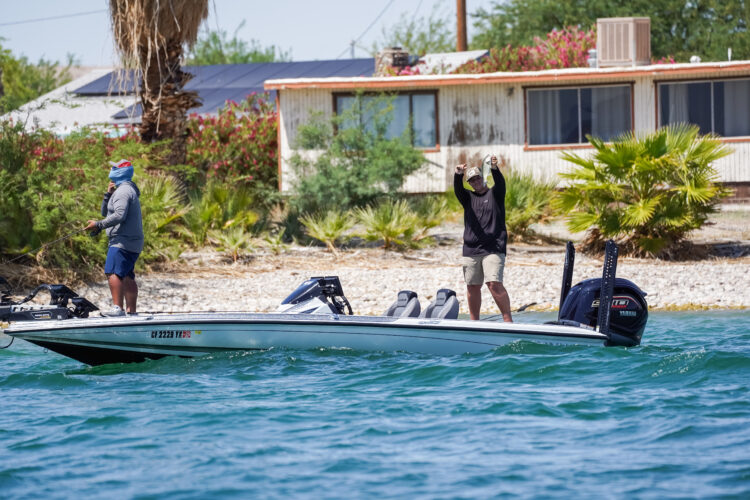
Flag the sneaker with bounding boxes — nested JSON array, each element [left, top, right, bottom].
[[101, 305, 126, 317]]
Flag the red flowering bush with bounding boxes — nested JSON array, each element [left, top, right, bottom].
[[186, 93, 278, 189], [653, 56, 677, 64], [455, 26, 596, 73], [381, 65, 422, 76]]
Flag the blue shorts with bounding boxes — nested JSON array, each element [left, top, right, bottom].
[[104, 247, 139, 279]]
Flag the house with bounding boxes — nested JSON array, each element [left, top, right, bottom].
[[4, 59, 376, 135], [3, 67, 132, 136], [265, 20, 750, 200]]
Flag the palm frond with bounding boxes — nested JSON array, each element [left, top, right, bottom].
[[354, 199, 416, 250], [622, 196, 660, 226], [300, 210, 354, 253], [565, 211, 599, 233]]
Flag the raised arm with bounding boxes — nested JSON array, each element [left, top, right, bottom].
[[453, 164, 470, 206], [100, 192, 112, 217], [490, 158, 506, 205]]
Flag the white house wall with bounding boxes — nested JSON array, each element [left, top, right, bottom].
[[277, 71, 750, 193], [278, 89, 334, 191]]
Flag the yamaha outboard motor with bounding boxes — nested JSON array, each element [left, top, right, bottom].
[[278, 276, 353, 315], [553, 241, 648, 347], [559, 278, 648, 346]]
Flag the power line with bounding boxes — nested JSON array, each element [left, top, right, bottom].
[[336, 0, 396, 59], [0, 9, 107, 27]]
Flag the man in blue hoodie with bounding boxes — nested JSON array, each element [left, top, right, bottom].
[[84, 159, 144, 316]]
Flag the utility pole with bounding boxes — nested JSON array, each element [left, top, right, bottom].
[[350, 40, 355, 59], [457, 0, 467, 51]]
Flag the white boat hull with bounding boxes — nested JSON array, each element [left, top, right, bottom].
[[3, 312, 607, 365]]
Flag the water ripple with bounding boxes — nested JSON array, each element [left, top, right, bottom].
[[1, 311, 749, 498]]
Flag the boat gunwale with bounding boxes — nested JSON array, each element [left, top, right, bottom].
[[4, 312, 608, 342]]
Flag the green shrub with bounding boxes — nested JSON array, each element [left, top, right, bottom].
[[405, 195, 451, 245], [289, 93, 425, 214], [555, 124, 732, 257], [0, 120, 39, 253], [208, 226, 255, 262], [138, 174, 189, 262], [179, 181, 259, 248], [355, 199, 417, 250], [0, 107, 283, 281], [262, 228, 290, 255], [267, 203, 306, 244], [0, 122, 193, 279], [186, 93, 278, 199], [300, 210, 354, 254], [503, 168, 557, 241]]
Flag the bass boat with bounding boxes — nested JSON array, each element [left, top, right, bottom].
[[1, 241, 648, 366]]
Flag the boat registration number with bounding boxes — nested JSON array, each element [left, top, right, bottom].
[[151, 330, 193, 339]]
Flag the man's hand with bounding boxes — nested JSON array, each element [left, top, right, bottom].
[[107, 181, 116, 194], [84, 220, 98, 231], [455, 164, 467, 175]]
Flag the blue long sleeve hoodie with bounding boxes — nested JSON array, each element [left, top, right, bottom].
[[97, 180, 144, 253]]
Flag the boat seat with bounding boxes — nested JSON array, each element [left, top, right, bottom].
[[419, 289, 459, 319], [384, 290, 421, 318]]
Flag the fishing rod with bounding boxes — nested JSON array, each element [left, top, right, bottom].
[[1, 227, 88, 266], [480, 302, 538, 322]]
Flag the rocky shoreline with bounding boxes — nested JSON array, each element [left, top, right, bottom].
[[73, 241, 750, 315]]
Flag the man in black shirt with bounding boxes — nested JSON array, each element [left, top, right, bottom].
[[454, 156, 512, 322]]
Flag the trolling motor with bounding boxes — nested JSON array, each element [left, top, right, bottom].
[[551, 241, 648, 346], [0, 277, 99, 323], [277, 276, 353, 315]]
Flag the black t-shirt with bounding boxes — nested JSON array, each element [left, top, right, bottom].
[[453, 168, 507, 257]]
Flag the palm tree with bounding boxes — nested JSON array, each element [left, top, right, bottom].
[[555, 124, 732, 258], [109, 0, 208, 165]]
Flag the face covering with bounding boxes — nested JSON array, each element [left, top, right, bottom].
[[109, 165, 134, 186]]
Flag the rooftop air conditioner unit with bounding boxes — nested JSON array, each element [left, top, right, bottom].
[[597, 17, 651, 67], [375, 47, 410, 76]]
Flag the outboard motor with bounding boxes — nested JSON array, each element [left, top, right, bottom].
[[552, 241, 648, 347], [558, 278, 648, 346], [277, 276, 353, 315]]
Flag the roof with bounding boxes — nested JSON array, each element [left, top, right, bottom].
[[415, 50, 488, 74], [2, 68, 138, 135], [264, 60, 750, 90], [75, 59, 376, 119]]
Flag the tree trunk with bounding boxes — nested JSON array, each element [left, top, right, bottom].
[[139, 39, 201, 165]]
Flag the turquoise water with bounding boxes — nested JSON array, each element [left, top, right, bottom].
[[2, 311, 750, 499]]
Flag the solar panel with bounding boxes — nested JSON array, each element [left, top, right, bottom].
[[74, 69, 139, 95], [189, 88, 267, 115], [112, 103, 142, 120], [183, 65, 237, 89], [81, 58, 374, 117]]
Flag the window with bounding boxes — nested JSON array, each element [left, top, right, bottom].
[[526, 85, 632, 145], [659, 79, 750, 137], [334, 92, 438, 148]]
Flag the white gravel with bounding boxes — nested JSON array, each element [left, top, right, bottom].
[[73, 242, 750, 315]]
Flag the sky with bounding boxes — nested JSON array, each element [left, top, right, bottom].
[[0, 0, 496, 66]]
